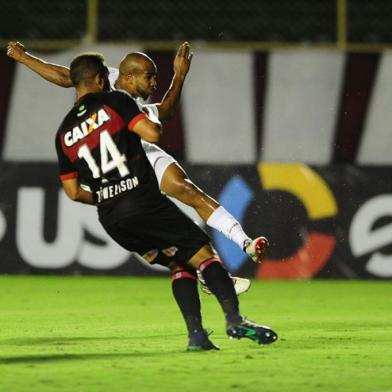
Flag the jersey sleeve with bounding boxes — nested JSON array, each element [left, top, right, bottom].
[[55, 133, 78, 181], [109, 90, 147, 131], [142, 104, 160, 123]]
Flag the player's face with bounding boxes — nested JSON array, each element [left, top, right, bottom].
[[134, 62, 157, 99]]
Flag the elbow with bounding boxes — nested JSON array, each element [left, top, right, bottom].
[[63, 80, 74, 88], [152, 124, 162, 142], [148, 130, 161, 143], [59, 75, 73, 88], [59, 69, 73, 88], [149, 136, 160, 143], [65, 188, 80, 202], [146, 123, 162, 143]]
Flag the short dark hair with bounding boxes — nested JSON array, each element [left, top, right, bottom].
[[70, 53, 107, 87]]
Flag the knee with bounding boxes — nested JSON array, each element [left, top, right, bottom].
[[172, 180, 203, 205], [169, 261, 187, 273], [187, 245, 218, 270]]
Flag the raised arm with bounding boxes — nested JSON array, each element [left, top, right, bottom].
[[7, 41, 73, 88], [156, 41, 193, 121]]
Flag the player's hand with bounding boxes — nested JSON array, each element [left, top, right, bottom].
[[173, 41, 193, 78], [7, 41, 27, 62]]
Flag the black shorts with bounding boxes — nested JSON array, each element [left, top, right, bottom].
[[103, 199, 210, 267]]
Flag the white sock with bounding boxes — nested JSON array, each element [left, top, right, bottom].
[[206, 206, 251, 250]]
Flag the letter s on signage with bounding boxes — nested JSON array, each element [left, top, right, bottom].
[[349, 194, 392, 278]]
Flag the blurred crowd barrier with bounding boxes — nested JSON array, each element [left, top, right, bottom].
[[1, 46, 392, 165], [1, 0, 392, 50]]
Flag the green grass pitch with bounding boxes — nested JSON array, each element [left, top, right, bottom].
[[0, 276, 391, 392]]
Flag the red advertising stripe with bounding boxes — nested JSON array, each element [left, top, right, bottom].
[[254, 52, 268, 160], [257, 232, 336, 279], [332, 53, 380, 163]]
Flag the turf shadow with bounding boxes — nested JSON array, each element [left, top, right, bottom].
[[0, 334, 183, 346], [0, 351, 182, 365]]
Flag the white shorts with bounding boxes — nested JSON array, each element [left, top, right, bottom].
[[141, 140, 177, 186]]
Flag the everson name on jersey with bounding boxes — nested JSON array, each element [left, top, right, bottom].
[[64, 108, 110, 147], [96, 176, 139, 203]]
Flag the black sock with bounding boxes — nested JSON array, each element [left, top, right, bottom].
[[171, 270, 203, 334], [200, 258, 242, 324]]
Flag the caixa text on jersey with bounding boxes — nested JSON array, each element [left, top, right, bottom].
[[96, 176, 139, 203]]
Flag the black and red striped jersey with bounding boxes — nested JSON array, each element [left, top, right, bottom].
[[55, 90, 164, 225]]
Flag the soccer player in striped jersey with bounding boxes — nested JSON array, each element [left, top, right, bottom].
[[55, 53, 278, 350]]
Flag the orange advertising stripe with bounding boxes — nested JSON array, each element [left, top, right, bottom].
[[256, 232, 336, 279]]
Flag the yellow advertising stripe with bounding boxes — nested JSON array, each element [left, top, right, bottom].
[[258, 163, 338, 220]]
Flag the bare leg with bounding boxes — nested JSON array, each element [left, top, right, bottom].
[[160, 162, 268, 263], [160, 162, 219, 221]]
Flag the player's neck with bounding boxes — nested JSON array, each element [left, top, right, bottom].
[[115, 78, 139, 99], [76, 86, 100, 101]]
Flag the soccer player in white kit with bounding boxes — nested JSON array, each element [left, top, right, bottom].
[[7, 41, 269, 295]]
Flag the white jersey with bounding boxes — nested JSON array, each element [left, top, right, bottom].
[[108, 67, 119, 89], [108, 67, 176, 187]]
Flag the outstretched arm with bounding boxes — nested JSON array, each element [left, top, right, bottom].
[[156, 41, 193, 121], [7, 41, 73, 88]]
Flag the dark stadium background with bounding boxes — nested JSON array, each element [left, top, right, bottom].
[[0, 3, 392, 392]]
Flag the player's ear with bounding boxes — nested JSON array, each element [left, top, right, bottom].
[[126, 73, 135, 83], [95, 73, 105, 89]]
